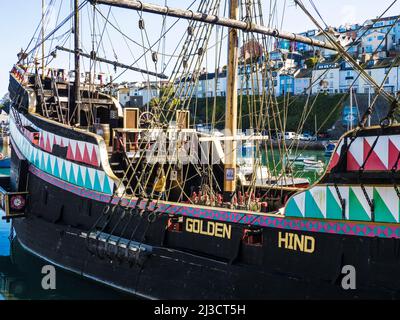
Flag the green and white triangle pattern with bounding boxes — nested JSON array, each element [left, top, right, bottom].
[[374, 187, 399, 223], [349, 186, 373, 221], [10, 118, 115, 195], [285, 185, 395, 222], [326, 186, 347, 220], [305, 186, 326, 218], [285, 191, 305, 217]]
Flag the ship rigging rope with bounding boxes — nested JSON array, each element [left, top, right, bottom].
[[86, 0, 216, 240], [98, 0, 199, 88], [264, 0, 400, 145], [20, 0, 56, 65], [131, 0, 220, 200], [269, 0, 400, 169], [151, 0, 217, 130], [319, 19, 400, 132], [30, 0, 57, 69], [296, 0, 395, 104], [26, 0, 89, 59], [76, 0, 400, 222], [136, 0, 221, 203], [44, 0, 64, 66]]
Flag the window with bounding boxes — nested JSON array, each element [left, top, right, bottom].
[[385, 77, 390, 84]]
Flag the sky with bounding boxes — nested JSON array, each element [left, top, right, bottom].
[[0, 0, 399, 96]]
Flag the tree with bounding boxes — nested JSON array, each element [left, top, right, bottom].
[[149, 84, 180, 117], [305, 57, 319, 69], [240, 39, 265, 63], [0, 93, 10, 114]]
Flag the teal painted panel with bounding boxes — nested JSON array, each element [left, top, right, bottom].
[[305, 190, 324, 219], [285, 197, 303, 217], [374, 188, 396, 223], [349, 188, 371, 221], [326, 187, 343, 220]]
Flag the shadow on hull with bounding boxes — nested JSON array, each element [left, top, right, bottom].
[[0, 237, 133, 300]]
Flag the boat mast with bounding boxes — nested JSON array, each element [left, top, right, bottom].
[[223, 0, 239, 202], [74, 0, 81, 125], [41, 0, 45, 80], [350, 87, 353, 131]]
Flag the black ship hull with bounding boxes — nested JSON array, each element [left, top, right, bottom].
[[10, 169, 400, 299], [7, 74, 400, 299]]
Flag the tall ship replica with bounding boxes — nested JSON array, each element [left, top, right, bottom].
[[3, 0, 400, 298]]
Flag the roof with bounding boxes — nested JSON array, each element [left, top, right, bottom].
[[138, 85, 159, 91], [369, 57, 400, 69], [371, 15, 400, 23], [175, 71, 228, 84], [295, 69, 312, 78]]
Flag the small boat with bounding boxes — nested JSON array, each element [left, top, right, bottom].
[[0, 153, 10, 168], [303, 159, 324, 168], [286, 154, 316, 163], [324, 141, 336, 157]]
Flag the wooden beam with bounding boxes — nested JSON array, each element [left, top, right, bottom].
[[91, 0, 337, 51], [56, 46, 168, 79]]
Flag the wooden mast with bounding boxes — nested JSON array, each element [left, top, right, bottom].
[[223, 0, 239, 202], [74, 0, 81, 125]]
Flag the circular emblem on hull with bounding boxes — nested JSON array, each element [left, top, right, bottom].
[[10, 195, 25, 210]]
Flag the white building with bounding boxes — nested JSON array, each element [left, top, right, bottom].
[[118, 82, 141, 106], [358, 15, 400, 54], [138, 84, 160, 106], [366, 64, 399, 93], [118, 81, 169, 107], [294, 69, 312, 95], [360, 30, 391, 58], [311, 62, 340, 94]]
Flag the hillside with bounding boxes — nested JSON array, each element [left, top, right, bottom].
[[189, 94, 345, 134]]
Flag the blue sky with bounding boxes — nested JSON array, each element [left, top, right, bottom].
[[0, 0, 399, 96]]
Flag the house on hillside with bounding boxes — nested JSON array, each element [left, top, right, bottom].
[[294, 69, 312, 95]]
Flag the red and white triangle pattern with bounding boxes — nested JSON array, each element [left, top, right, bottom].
[[346, 135, 400, 171], [328, 139, 344, 170], [37, 129, 100, 167], [65, 139, 100, 167]]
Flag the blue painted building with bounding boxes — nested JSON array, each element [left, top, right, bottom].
[[279, 74, 295, 95]]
